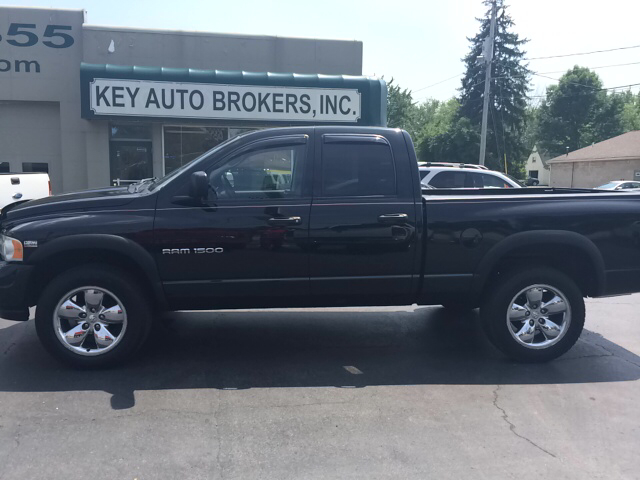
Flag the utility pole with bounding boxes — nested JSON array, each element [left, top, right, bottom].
[[478, 0, 497, 166]]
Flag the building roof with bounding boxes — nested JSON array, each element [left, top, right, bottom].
[[548, 130, 640, 164], [529, 145, 552, 168]]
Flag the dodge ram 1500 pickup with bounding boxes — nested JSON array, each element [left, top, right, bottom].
[[1, 127, 639, 367]]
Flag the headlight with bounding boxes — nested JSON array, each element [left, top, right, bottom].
[[0, 235, 23, 262]]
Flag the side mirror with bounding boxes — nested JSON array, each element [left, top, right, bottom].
[[189, 171, 209, 201]]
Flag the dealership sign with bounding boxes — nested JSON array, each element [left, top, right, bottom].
[[88, 78, 361, 123]]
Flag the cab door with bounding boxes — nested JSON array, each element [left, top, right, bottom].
[[154, 132, 313, 310], [308, 131, 419, 306]]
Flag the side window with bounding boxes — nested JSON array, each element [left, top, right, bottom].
[[429, 171, 467, 188], [482, 173, 511, 188], [419, 169, 430, 180], [321, 139, 396, 197], [208, 144, 306, 201], [0, 162, 10, 173], [467, 172, 484, 188]]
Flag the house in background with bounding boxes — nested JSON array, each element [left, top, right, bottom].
[[524, 145, 551, 185], [548, 131, 640, 188]]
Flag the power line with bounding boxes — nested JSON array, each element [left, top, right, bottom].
[[532, 73, 602, 90], [528, 82, 640, 99], [413, 73, 463, 93], [411, 49, 640, 96], [525, 43, 640, 60], [537, 61, 640, 75]]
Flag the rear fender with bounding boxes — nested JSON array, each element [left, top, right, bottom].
[[472, 230, 605, 297]]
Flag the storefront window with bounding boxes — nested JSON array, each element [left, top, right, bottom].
[[110, 124, 152, 140], [229, 127, 258, 138], [109, 123, 153, 184], [163, 126, 228, 174], [22, 162, 49, 173]]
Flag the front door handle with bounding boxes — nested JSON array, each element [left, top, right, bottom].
[[268, 216, 302, 226], [378, 213, 408, 225]]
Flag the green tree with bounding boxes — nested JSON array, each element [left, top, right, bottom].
[[621, 91, 640, 131], [416, 98, 480, 164], [459, 0, 530, 172], [386, 79, 420, 140], [536, 66, 625, 156]]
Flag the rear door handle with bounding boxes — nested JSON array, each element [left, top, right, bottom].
[[378, 213, 408, 225], [268, 216, 302, 226]]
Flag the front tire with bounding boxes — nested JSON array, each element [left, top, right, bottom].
[[35, 265, 152, 368], [480, 267, 585, 362]]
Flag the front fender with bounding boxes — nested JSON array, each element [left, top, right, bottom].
[[28, 234, 167, 309]]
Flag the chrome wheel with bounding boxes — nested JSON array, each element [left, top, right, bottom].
[[53, 287, 128, 356], [506, 284, 571, 350]]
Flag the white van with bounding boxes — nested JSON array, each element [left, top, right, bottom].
[[0, 173, 52, 212]]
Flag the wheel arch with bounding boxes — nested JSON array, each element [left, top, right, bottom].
[[472, 230, 606, 298], [26, 234, 166, 310]]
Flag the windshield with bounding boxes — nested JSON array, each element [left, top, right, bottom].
[[597, 182, 619, 189], [148, 134, 244, 191]]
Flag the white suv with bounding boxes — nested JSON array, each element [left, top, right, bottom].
[[419, 163, 521, 189]]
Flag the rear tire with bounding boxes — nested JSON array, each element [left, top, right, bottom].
[[35, 264, 152, 368], [480, 267, 585, 362]]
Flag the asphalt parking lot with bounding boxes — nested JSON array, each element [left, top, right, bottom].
[[1, 295, 639, 479]]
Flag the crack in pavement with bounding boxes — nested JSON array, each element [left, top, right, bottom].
[[0, 432, 21, 480], [556, 352, 612, 362], [2, 343, 16, 356], [213, 392, 224, 480], [492, 385, 557, 458], [593, 342, 640, 370]]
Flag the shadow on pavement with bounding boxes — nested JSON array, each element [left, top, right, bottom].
[[1, 306, 638, 410]]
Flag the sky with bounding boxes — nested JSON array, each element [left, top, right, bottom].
[[6, 0, 640, 103]]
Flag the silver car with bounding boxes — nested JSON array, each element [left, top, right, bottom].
[[596, 181, 640, 191]]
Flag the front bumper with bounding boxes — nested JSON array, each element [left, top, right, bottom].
[[0, 261, 33, 321]]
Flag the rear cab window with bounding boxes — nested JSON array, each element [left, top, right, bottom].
[[320, 135, 396, 197]]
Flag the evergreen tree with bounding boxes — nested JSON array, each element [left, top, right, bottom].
[[459, 0, 530, 174]]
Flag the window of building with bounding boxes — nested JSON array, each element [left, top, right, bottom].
[[532, 157, 536, 163], [0, 162, 10, 173], [109, 123, 153, 185], [229, 127, 259, 139], [22, 162, 49, 173], [208, 144, 306, 201], [321, 140, 396, 197], [164, 126, 228, 174], [529, 170, 539, 178], [110, 124, 152, 140]]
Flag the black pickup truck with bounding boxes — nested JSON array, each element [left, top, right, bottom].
[[1, 127, 640, 367]]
